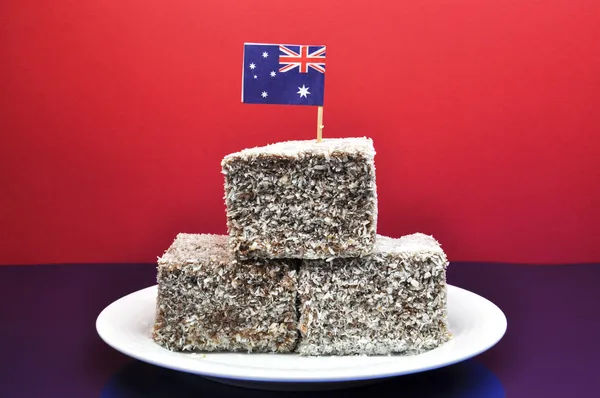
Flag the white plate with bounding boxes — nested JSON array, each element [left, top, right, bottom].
[[96, 284, 506, 388]]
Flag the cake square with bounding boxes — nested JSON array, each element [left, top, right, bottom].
[[152, 233, 299, 353], [297, 233, 451, 356], [221, 137, 378, 260]]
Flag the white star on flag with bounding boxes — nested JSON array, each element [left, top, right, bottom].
[[270, 71, 276, 77], [297, 85, 311, 98], [249, 63, 256, 69], [261, 91, 268, 98], [262, 52, 269, 58]]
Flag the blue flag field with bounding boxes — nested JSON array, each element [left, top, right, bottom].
[[242, 43, 326, 106]]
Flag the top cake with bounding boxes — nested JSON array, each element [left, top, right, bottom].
[[221, 137, 378, 259]]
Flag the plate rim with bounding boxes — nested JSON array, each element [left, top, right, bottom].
[[96, 284, 507, 383]]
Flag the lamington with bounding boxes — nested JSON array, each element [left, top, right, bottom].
[[221, 137, 378, 260], [297, 233, 451, 356], [152, 233, 299, 353]]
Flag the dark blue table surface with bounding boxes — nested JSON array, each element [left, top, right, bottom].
[[1, 262, 599, 398]]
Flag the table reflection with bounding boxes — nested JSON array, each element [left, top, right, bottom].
[[101, 359, 504, 397]]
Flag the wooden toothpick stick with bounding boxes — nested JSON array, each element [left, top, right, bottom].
[[317, 106, 324, 142]]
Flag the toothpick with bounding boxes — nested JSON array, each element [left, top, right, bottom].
[[317, 106, 324, 142]]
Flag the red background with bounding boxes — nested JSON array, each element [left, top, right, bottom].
[[1, 0, 599, 266]]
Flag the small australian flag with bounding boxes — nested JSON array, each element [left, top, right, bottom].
[[242, 43, 326, 106]]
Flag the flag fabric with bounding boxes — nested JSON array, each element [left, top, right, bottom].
[[242, 43, 326, 106]]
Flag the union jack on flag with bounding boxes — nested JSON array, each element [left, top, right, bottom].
[[242, 43, 326, 106], [278, 45, 326, 74]]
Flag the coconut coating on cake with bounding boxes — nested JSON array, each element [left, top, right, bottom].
[[297, 233, 451, 356], [152, 233, 299, 353], [221, 137, 378, 260]]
